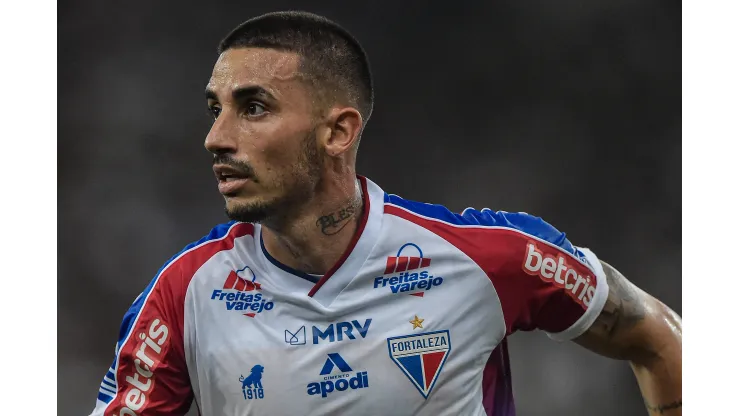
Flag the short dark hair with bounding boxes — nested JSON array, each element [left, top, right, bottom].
[[218, 11, 374, 128]]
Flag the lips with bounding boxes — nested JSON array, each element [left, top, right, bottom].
[[213, 164, 251, 194], [213, 164, 249, 180]]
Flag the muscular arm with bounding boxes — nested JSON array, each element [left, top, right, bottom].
[[575, 261, 682, 415]]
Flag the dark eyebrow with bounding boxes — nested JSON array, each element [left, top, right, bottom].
[[205, 88, 218, 101], [205, 86, 277, 102]]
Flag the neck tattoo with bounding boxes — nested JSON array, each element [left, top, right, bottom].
[[316, 204, 357, 236], [315, 181, 363, 236]]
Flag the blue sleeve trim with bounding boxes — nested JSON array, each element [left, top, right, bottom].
[[385, 194, 576, 255]]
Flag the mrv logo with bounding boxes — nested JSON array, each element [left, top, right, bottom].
[[312, 319, 372, 344], [373, 243, 444, 297], [307, 353, 369, 398], [210, 265, 274, 318]]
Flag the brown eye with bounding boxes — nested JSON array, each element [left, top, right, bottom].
[[209, 106, 221, 119], [247, 102, 266, 116]]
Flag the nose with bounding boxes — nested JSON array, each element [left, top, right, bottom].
[[204, 113, 238, 155]]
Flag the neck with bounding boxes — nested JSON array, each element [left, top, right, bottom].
[[261, 175, 364, 276]]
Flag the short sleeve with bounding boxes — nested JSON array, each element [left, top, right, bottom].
[[494, 239, 609, 340], [382, 199, 611, 342], [461, 210, 610, 340]]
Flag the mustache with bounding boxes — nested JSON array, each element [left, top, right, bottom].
[[212, 154, 256, 178]]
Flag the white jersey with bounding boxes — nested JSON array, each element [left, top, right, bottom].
[[90, 176, 609, 416]]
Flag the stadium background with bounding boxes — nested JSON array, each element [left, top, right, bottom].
[[58, 1, 680, 415]]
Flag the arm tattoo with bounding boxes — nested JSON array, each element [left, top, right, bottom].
[[316, 204, 357, 236], [645, 400, 682, 414], [580, 262, 680, 414], [592, 261, 647, 339]]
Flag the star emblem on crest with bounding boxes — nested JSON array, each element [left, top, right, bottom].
[[409, 315, 424, 330]]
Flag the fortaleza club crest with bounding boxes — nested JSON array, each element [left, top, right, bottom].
[[387, 330, 451, 399], [373, 243, 444, 297]]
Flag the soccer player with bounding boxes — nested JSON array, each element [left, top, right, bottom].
[[89, 11, 682, 416]]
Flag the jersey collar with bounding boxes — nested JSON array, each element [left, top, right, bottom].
[[256, 175, 384, 307]]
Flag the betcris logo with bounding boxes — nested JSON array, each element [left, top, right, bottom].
[[210, 265, 275, 318], [373, 243, 444, 297], [312, 319, 372, 344], [307, 353, 369, 398], [114, 318, 170, 416], [522, 242, 596, 309]]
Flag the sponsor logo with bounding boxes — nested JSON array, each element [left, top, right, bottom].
[[373, 243, 443, 297], [307, 353, 369, 398], [285, 326, 307, 345], [387, 330, 451, 399], [312, 319, 372, 344], [239, 365, 265, 400], [118, 319, 170, 416], [522, 242, 596, 309], [210, 265, 275, 317]]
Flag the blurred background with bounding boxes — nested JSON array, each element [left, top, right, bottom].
[[58, 1, 680, 415]]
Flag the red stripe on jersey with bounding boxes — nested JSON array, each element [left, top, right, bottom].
[[104, 222, 254, 416], [384, 204, 589, 335]]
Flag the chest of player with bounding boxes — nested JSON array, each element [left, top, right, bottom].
[[185, 257, 504, 415]]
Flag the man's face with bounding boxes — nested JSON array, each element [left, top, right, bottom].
[[205, 47, 322, 223]]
